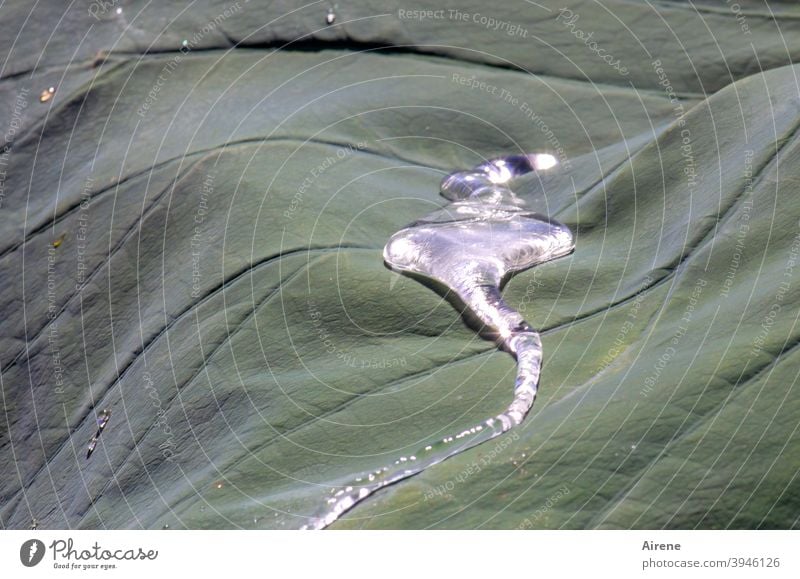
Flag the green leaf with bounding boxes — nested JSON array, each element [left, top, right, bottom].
[[1, 1, 799, 530]]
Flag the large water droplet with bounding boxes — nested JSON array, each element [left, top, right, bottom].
[[302, 152, 573, 529]]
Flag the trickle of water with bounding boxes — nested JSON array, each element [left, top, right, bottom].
[[86, 409, 111, 459], [302, 153, 574, 529]]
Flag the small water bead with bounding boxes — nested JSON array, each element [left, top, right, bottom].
[[39, 87, 55, 103], [326, 9, 336, 24]]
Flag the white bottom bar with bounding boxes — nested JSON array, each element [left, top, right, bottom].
[[1, 530, 796, 578]]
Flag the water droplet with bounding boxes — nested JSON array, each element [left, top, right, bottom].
[[215, 482, 223, 489], [162, 523, 170, 530], [115, 7, 122, 15], [39, 87, 55, 103], [326, 9, 336, 24], [182, 39, 189, 48]]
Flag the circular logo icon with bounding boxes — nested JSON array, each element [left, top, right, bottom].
[[20, 539, 45, 567]]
